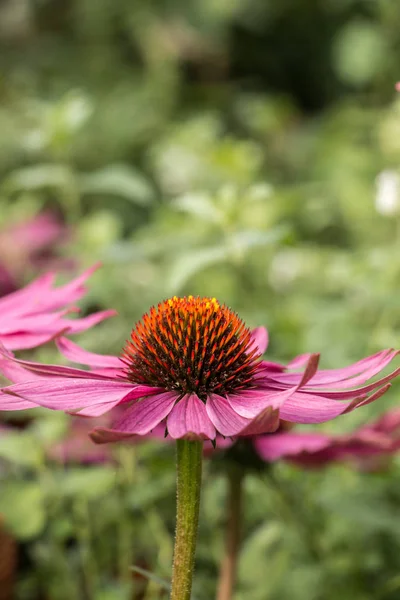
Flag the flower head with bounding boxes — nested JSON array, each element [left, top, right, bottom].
[[122, 296, 260, 399], [0, 264, 115, 351], [0, 286, 398, 444]]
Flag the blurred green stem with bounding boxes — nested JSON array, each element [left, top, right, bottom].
[[170, 439, 203, 600], [74, 497, 98, 599], [217, 468, 244, 600], [117, 445, 137, 583]]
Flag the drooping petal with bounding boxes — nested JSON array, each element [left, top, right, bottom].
[[61, 309, 117, 334], [1, 378, 135, 410], [0, 272, 55, 316], [0, 351, 117, 380], [227, 388, 289, 418], [286, 353, 313, 370], [238, 406, 280, 436], [272, 349, 397, 387], [206, 394, 251, 436], [0, 309, 74, 334], [167, 394, 216, 440], [302, 366, 400, 399], [27, 263, 101, 314], [1, 332, 67, 351], [56, 337, 123, 368], [279, 391, 364, 423], [0, 392, 39, 410], [0, 356, 46, 383], [90, 391, 178, 441]]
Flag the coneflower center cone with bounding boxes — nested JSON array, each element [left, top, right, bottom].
[[122, 296, 261, 401]]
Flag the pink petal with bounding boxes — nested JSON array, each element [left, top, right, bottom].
[[238, 407, 280, 436], [0, 356, 46, 383], [56, 337, 122, 368], [249, 327, 268, 354], [90, 367, 126, 377], [0, 272, 55, 316], [342, 383, 392, 413], [259, 360, 286, 373], [1, 332, 67, 351], [90, 428, 140, 444], [226, 355, 320, 423], [75, 400, 123, 417], [273, 350, 397, 387], [0, 309, 73, 334], [303, 366, 400, 399], [286, 353, 313, 369], [2, 378, 135, 410], [279, 391, 361, 423], [0, 392, 39, 410], [167, 394, 216, 440], [254, 432, 332, 461], [29, 263, 101, 314], [91, 391, 178, 440], [61, 309, 117, 334], [75, 385, 161, 416], [313, 351, 399, 390], [227, 385, 305, 418], [0, 352, 116, 381], [206, 394, 251, 436], [257, 353, 320, 391]]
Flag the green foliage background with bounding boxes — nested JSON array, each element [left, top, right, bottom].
[[1, 0, 400, 598]]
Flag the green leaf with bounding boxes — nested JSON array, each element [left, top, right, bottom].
[[80, 164, 154, 206], [57, 466, 116, 500], [167, 245, 229, 292], [172, 192, 223, 224], [2, 164, 75, 193], [0, 482, 45, 540], [0, 431, 42, 467], [228, 226, 290, 251]]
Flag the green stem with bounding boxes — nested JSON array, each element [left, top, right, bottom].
[[170, 439, 203, 600], [217, 468, 244, 600]]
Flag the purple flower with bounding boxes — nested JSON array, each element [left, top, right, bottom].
[[0, 293, 398, 443], [0, 264, 115, 351]]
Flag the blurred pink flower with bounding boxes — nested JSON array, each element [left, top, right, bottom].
[[0, 264, 115, 351], [253, 409, 400, 468], [0, 213, 69, 296], [48, 415, 166, 464], [48, 416, 113, 464], [0, 291, 398, 443]]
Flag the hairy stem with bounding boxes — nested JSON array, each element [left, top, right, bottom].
[[170, 439, 203, 600]]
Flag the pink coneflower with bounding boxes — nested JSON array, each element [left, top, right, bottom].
[[254, 409, 400, 468], [0, 264, 115, 351], [0, 296, 398, 442], [0, 213, 68, 296]]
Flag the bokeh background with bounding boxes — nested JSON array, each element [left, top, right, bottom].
[[1, 1, 400, 598]]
